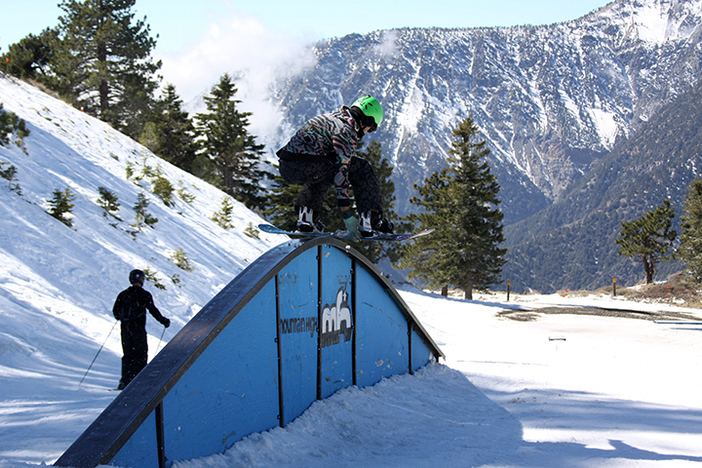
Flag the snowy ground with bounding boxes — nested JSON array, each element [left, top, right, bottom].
[[3, 289, 702, 468], [165, 291, 702, 468], [2, 73, 702, 467]]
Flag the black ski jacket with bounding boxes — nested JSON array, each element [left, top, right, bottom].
[[113, 285, 169, 329]]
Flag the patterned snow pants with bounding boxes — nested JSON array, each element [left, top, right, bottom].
[[279, 156, 383, 215]]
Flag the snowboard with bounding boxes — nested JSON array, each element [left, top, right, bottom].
[[258, 224, 434, 242]]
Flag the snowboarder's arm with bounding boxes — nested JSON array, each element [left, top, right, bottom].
[[331, 126, 358, 207]]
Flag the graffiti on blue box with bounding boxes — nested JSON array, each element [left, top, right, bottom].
[[321, 287, 353, 347], [278, 286, 353, 348], [279, 316, 317, 337]]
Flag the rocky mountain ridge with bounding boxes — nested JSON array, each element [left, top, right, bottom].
[[268, 0, 702, 228]]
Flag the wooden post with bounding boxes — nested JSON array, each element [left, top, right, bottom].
[[506, 280, 511, 302], [613, 277, 617, 297]]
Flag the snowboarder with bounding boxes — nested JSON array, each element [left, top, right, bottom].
[[276, 95, 394, 241], [112, 269, 170, 390]]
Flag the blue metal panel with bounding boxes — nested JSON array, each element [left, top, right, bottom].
[[411, 328, 434, 372], [55, 238, 444, 468], [319, 245, 354, 399], [278, 249, 318, 425], [160, 282, 279, 463], [110, 412, 158, 468], [354, 266, 409, 388]]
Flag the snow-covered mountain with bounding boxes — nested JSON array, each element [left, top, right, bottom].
[[266, 0, 702, 224]]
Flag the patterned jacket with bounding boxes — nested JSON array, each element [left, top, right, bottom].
[[277, 107, 362, 207]]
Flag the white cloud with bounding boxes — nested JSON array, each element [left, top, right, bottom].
[[156, 7, 316, 140], [375, 30, 400, 58]]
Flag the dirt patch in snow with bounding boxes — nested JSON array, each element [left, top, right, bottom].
[[498, 306, 700, 322]]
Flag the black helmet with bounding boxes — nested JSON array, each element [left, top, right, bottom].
[[129, 269, 145, 285]]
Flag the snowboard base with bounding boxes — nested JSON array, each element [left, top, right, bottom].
[[258, 224, 434, 242]]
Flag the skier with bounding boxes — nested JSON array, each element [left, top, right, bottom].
[[276, 95, 394, 241], [112, 269, 170, 390]]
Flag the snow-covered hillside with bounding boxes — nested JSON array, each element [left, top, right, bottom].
[[0, 73, 284, 461], [1, 74, 702, 468]]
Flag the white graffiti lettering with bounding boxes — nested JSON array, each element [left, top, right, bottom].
[[321, 287, 353, 347]]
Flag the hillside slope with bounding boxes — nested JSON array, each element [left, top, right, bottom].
[[0, 73, 283, 460]]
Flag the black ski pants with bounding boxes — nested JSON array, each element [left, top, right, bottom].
[[120, 322, 148, 387], [279, 156, 383, 215]]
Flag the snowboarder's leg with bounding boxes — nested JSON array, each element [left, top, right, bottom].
[[347, 157, 382, 213], [348, 157, 393, 235], [280, 160, 335, 230]]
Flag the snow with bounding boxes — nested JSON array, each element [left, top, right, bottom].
[[2, 74, 702, 468], [633, 2, 671, 44], [590, 107, 620, 148], [170, 290, 702, 468]]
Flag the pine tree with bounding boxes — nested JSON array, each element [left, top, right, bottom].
[[140, 84, 198, 174], [0, 103, 30, 147], [0, 162, 22, 194], [97, 186, 121, 220], [195, 74, 272, 209], [47, 187, 77, 227], [132, 192, 157, 232], [211, 197, 235, 230], [0, 28, 57, 80], [678, 179, 702, 283], [398, 116, 506, 299], [616, 199, 677, 284], [51, 0, 161, 137]]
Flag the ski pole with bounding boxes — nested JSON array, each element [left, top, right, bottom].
[[155, 325, 167, 354], [79, 319, 118, 386]]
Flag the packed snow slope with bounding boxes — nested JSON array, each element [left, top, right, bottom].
[[1, 75, 702, 467], [0, 73, 283, 460]]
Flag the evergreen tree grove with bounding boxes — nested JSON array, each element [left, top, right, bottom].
[[678, 179, 702, 284], [615, 199, 677, 284], [195, 74, 272, 210], [52, 0, 161, 137], [140, 84, 198, 174], [397, 116, 506, 299]]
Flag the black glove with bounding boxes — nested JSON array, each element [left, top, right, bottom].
[[162, 318, 170, 328]]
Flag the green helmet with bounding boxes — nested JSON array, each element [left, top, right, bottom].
[[351, 95, 383, 128]]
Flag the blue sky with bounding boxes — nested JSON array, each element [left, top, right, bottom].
[[2, 1, 612, 53], [1, 0, 612, 102]]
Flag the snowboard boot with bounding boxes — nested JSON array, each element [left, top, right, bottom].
[[296, 206, 324, 233], [360, 211, 394, 238]]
